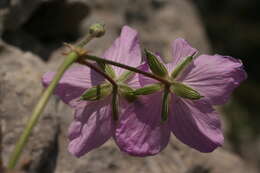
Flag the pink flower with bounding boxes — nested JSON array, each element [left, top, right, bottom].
[[115, 38, 247, 156], [42, 26, 142, 157]]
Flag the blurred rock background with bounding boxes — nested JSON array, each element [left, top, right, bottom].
[[193, 0, 260, 170], [0, 0, 258, 172]]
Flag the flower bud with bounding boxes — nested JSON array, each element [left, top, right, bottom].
[[80, 84, 112, 101], [133, 83, 163, 95], [171, 82, 203, 100], [145, 49, 168, 77], [171, 52, 196, 79], [89, 23, 106, 37]]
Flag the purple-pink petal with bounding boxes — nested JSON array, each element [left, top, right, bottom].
[[68, 98, 114, 157], [138, 63, 158, 86], [115, 93, 170, 156], [165, 38, 197, 72], [169, 96, 224, 152], [179, 54, 247, 105], [102, 26, 142, 76], [42, 64, 104, 107]]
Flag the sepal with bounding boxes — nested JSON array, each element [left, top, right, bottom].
[[118, 84, 137, 102], [80, 83, 112, 101], [171, 52, 196, 79], [171, 82, 203, 100], [97, 62, 116, 79], [117, 71, 135, 83], [133, 83, 162, 95], [145, 49, 168, 77]]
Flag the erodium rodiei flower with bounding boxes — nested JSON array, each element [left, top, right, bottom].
[[114, 38, 247, 156], [42, 26, 142, 157]]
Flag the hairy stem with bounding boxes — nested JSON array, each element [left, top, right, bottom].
[[81, 55, 171, 85]]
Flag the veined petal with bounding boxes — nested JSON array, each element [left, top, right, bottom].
[[165, 38, 197, 72], [42, 64, 104, 107], [115, 93, 170, 156], [138, 63, 158, 86], [68, 98, 114, 157], [122, 72, 140, 89], [102, 26, 142, 76], [169, 96, 224, 152], [179, 55, 247, 105]]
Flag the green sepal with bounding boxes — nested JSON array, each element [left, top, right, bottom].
[[112, 87, 119, 121], [117, 70, 135, 83], [97, 62, 116, 79], [80, 83, 112, 101], [145, 49, 168, 77], [161, 88, 170, 122], [133, 83, 163, 95], [171, 82, 203, 100], [171, 53, 196, 79], [118, 84, 137, 102]]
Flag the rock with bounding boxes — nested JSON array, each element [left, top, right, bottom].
[[0, 42, 60, 173], [0, 0, 257, 173], [0, 0, 89, 59], [0, 0, 54, 31], [54, 137, 255, 173], [45, 1, 254, 173]]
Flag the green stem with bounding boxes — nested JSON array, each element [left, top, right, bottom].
[[7, 52, 78, 169], [7, 33, 96, 169], [82, 55, 171, 85], [77, 35, 95, 48], [112, 86, 119, 121], [79, 60, 117, 87]]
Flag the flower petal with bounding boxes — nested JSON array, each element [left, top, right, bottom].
[[68, 98, 114, 157], [124, 73, 140, 89], [102, 26, 142, 76], [138, 63, 158, 86], [179, 55, 247, 105], [165, 38, 197, 72], [42, 64, 105, 106], [169, 96, 224, 152], [115, 93, 170, 156]]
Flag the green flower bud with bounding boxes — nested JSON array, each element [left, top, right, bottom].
[[133, 83, 163, 95], [80, 84, 112, 101], [97, 62, 116, 79], [89, 23, 106, 37], [145, 49, 168, 77], [171, 53, 196, 79], [171, 82, 203, 100], [118, 84, 137, 102], [161, 88, 170, 122]]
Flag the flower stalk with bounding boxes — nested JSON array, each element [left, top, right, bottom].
[[78, 60, 117, 87], [80, 55, 172, 86], [7, 24, 104, 169]]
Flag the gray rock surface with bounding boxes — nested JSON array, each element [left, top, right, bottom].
[[0, 0, 257, 173], [0, 43, 59, 173]]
